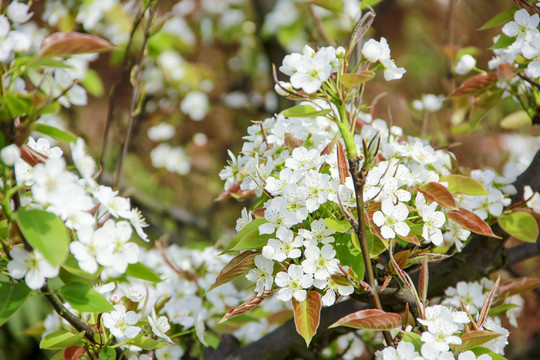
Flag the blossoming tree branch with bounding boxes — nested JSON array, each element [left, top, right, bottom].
[[1, 1, 540, 360]]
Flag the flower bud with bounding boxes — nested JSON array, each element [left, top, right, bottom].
[[336, 46, 346, 58], [274, 81, 291, 96], [455, 54, 476, 75], [1, 144, 20, 166]]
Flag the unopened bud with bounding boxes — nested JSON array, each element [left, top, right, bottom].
[[1, 144, 20, 166]]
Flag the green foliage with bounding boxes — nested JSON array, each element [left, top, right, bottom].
[[15, 209, 70, 267], [57, 282, 114, 313], [479, 8, 518, 30], [334, 233, 365, 279], [33, 124, 78, 144], [281, 105, 332, 118], [125, 262, 162, 283], [498, 211, 539, 243], [222, 218, 272, 253], [0, 281, 31, 327], [40, 330, 86, 350]]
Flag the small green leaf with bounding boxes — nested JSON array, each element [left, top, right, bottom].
[[292, 291, 321, 347], [61, 254, 96, 279], [479, 8, 518, 30], [16, 208, 69, 267], [1, 93, 32, 117], [0, 281, 31, 326], [40, 330, 85, 350], [334, 233, 365, 280], [488, 303, 519, 316], [57, 282, 114, 313], [81, 68, 105, 97], [439, 175, 490, 195], [34, 124, 78, 144], [500, 110, 531, 129], [99, 347, 116, 360], [340, 71, 375, 88], [366, 231, 387, 257], [360, 0, 383, 10], [325, 218, 351, 233], [470, 347, 507, 360], [491, 34, 515, 50], [460, 331, 504, 351], [222, 218, 272, 253], [282, 105, 331, 118], [498, 211, 539, 243], [123, 336, 168, 350], [125, 262, 162, 283]]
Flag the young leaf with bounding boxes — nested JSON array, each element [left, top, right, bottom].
[[477, 276, 500, 328], [325, 218, 351, 233], [418, 182, 457, 209], [329, 309, 401, 330], [450, 72, 498, 96], [500, 110, 531, 130], [488, 303, 519, 316], [220, 291, 271, 323], [418, 256, 429, 306], [281, 105, 331, 118], [479, 8, 518, 30], [125, 262, 162, 283], [460, 330, 504, 351], [292, 291, 322, 347], [0, 281, 31, 326], [124, 336, 168, 350], [439, 175, 490, 195], [222, 218, 273, 253], [490, 34, 516, 50], [446, 209, 499, 238], [64, 345, 85, 360], [16, 208, 69, 267], [340, 71, 375, 88], [470, 347, 507, 360], [208, 251, 258, 292], [498, 211, 539, 243], [497, 277, 540, 297], [57, 282, 114, 313], [40, 32, 114, 57], [360, 0, 383, 10], [334, 233, 365, 280], [33, 124, 78, 144], [40, 330, 86, 350], [336, 141, 348, 185]]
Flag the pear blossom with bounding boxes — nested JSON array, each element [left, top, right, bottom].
[[455, 54, 476, 75], [28, 137, 63, 159], [246, 255, 275, 296], [275, 264, 313, 302], [502, 9, 539, 40], [373, 199, 410, 239], [262, 227, 303, 261], [6, 1, 33, 23], [319, 277, 354, 306], [412, 94, 445, 112], [7, 247, 60, 290], [299, 218, 336, 246], [259, 197, 298, 234], [93, 185, 131, 218], [420, 202, 446, 245], [235, 207, 253, 232], [102, 305, 141, 340], [1, 144, 20, 166], [458, 350, 492, 360], [301, 244, 339, 280], [155, 345, 185, 360], [94, 219, 139, 274], [148, 123, 175, 141], [148, 309, 173, 344], [375, 340, 420, 360], [180, 91, 209, 121], [69, 226, 105, 274]]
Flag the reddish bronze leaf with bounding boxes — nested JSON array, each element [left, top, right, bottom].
[[220, 291, 272, 323], [498, 277, 540, 297], [393, 250, 410, 270], [460, 330, 504, 351], [397, 233, 420, 246], [418, 257, 429, 306], [292, 291, 322, 347], [418, 182, 457, 209], [284, 133, 304, 149], [340, 71, 375, 88], [450, 72, 498, 96], [216, 182, 256, 200], [321, 136, 338, 156], [329, 309, 401, 330], [497, 62, 517, 81], [336, 141, 349, 185], [64, 345, 85, 360], [446, 209, 500, 238], [208, 251, 258, 292], [251, 207, 265, 218], [40, 32, 114, 57], [477, 276, 500, 328]]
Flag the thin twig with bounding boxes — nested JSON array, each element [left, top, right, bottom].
[[307, 4, 335, 46], [518, 73, 540, 90], [116, 0, 161, 189]]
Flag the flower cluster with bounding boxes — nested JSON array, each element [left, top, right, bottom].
[[374, 278, 521, 360], [219, 99, 516, 307], [4, 136, 148, 288]]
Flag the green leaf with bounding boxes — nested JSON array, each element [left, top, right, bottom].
[[292, 291, 321, 347], [340, 71, 375, 88], [282, 105, 331, 118], [488, 302, 519, 316], [57, 282, 114, 313], [123, 336, 168, 350], [0, 281, 31, 326], [14, 56, 73, 70], [16, 208, 69, 267], [81, 68, 105, 97], [470, 347, 507, 360], [500, 110, 531, 129], [366, 230, 387, 257], [34, 124, 78, 144], [491, 34, 515, 50], [479, 8, 517, 30], [498, 211, 539, 243], [1, 93, 32, 117], [208, 251, 257, 292], [439, 175, 490, 195], [125, 262, 162, 283], [61, 254, 96, 279], [360, 0, 383, 10], [222, 218, 272, 253], [334, 233, 365, 279], [329, 309, 401, 330], [325, 218, 351, 233], [460, 331, 504, 351], [40, 330, 85, 350], [99, 347, 116, 360], [309, 0, 343, 12]]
